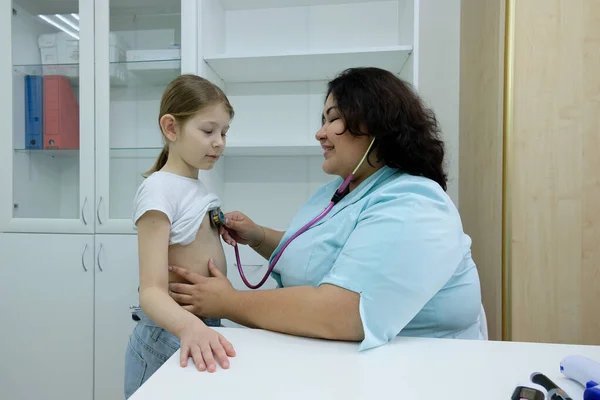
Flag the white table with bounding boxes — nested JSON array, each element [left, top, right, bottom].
[[130, 327, 600, 400]]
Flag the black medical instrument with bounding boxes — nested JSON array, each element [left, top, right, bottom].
[[531, 372, 573, 400], [511, 385, 546, 400]]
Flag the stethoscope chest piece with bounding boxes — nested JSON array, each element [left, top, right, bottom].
[[209, 208, 226, 229]]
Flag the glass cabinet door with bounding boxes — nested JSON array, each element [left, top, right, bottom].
[[1, 0, 95, 233], [94, 0, 187, 233]]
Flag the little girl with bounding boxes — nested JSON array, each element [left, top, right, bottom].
[[124, 74, 236, 398]]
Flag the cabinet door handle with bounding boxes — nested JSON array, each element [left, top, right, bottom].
[[81, 197, 88, 225], [81, 244, 88, 272], [97, 243, 104, 272], [96, 196, 104, 225]]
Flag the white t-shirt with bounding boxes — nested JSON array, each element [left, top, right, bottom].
[[132, 171, 221, 246]]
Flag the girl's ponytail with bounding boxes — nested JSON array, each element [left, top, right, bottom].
[[142, 145, 169, 178]]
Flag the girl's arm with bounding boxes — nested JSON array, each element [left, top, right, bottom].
[[137, 210, 235, 372], [137, 210, 200, 336]]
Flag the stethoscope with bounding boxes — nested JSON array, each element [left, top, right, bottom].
[[209, 138, 376, 289]]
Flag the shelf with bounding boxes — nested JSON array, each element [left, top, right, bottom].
[[14, 59, 181, 69], [14, 143, 323, 158], [13, 148, 79, 158], [224, 142, 322, 156], [108, 147, 164, 159], [221, 0, 379, 10], [13, 147, 163, 159], [14, 148, 79, 153], [13, 63, 78, 73], [106, 143, 323, 157], [13, 63, 79, 86], [13, 59, 181, 87], [204, 45, 412, 83]]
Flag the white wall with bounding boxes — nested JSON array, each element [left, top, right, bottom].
[[222, 1, 409, 54], [416, 0, 461, 203]]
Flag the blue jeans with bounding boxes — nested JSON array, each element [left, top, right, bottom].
[[124, 306, 221, 399]]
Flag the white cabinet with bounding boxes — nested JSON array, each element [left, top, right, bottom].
[[1, 0, 194, 235], [94, 235, 139, 400], [1, 0, 95, 234], [0, 233, 94, 400], [1, 1, 182, 398], [0, 233, 140, 400]]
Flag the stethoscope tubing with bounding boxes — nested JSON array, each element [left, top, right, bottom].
[[230, 201, 335, 289], [232, 137, 375, 289]]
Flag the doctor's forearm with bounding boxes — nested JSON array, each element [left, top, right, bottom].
[[224, 286, 364, 342], [252, 226, 284, 260]]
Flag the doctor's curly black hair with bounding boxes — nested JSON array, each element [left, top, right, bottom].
[[325, 67, 448, 191]]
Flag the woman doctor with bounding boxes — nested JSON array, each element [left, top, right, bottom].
[[168, 67, 483, 351]]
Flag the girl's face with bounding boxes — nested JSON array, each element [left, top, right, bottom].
[[161, 103, 231, 173], [315, 94, 375, 180]]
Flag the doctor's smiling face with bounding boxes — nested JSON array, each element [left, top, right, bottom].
[[317, 67, 449, 193], [316, 94, 379, 188]]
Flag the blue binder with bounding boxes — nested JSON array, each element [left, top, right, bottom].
[[24, 75, 43, 149]]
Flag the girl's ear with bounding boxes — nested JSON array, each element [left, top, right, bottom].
[[160, 114, 178, 143]]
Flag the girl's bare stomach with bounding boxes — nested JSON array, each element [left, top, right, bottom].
[[167, 213, 227, 284]]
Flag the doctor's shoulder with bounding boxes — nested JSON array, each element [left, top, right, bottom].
[[364, 172, 457, 217]]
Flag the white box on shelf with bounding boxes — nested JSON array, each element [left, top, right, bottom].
[[38, 32, 129, 86], [38, 32, 78, 64], [38, 32, 128, 64]]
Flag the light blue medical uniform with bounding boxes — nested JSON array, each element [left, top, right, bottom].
[[270, 166, 483, 351]]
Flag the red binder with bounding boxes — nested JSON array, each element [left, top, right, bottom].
[[43, 75, 79, 149]]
